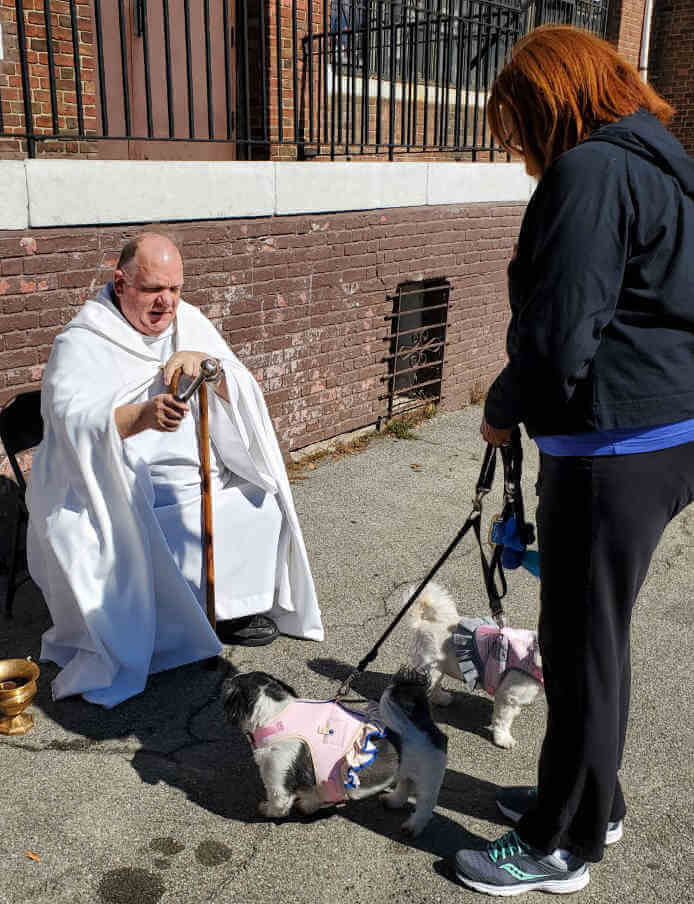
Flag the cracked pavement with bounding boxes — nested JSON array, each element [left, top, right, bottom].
[[2, 407, 693, 903]]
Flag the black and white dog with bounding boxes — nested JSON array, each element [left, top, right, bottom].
[[223, 668, 447, 836]]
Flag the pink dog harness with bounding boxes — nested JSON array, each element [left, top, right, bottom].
[[249, 700, 386, 804], [452, 618, 544, 695]]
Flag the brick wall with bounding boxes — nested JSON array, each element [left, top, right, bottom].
[[649, 0, 694, 154], [0, 0, 97, 158], [605, 0, 646, 66], [0, 203, 522, 451]]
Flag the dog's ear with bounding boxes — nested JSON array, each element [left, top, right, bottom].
[[222, 677, 249, 726], [264, 675, 299, 701]]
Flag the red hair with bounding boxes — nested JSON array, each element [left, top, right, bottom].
[[488, 25, 675, 176]]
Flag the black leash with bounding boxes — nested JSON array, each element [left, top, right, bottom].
[[334, 429, 524, 700]]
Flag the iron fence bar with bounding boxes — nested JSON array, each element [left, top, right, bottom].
[[382, 374, 445, 396], [204, 0, 214, 138], [43, 0, 60, 135], [381, 340, 448, 363], [138, 0, 153, 138], [242, 0, 251, 155], [292, 0, 300, 148], [383, 339, 448, 360], [442, 6, 453, 147], [308, 0, 314, 144], [399, 0, 407, 149], [162, 0, 175, 137], [390, 283, 454, 299], [350, 0, 356, 151], [383, 321, 448, 340], [323, 0, 329, 153], [376, 0, 383, 150], [453, 13, 464, 147], [483, 2, 493, 150], [411, 7, 419, 149], [377, 394, 441, 410], [423, 6, 430, 148], [337, 0, 343, 148], [406, 15, 414, 150], [68, 0, 85, 135], [463, 2, 473, 148], [183, 0, 195, 137], [277, 0, 284, 144], [117, 0, 132, 136], [259, 0, 269, 145], [223, 0, 233, 140], [433, 4, 441, 147], [490, 2, 502, 160], [360, 0, 368, 152], [14, 0, 35, 156], [472, 0, 483, 159], [330, 32, 336, 159], [386, 286, 403, 419], [380, 356, 445, 381], [388, 0, 396, 160]]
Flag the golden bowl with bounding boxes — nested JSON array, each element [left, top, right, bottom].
[[0, 659, 40, 735]]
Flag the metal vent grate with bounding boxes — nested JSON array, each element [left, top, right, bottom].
[[379, 277, 450, 424]]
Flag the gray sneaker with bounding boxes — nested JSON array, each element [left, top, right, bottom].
[[496, 786, 624, 846], [455, 829, 590, 896]]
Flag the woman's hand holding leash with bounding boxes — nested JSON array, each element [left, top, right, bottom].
[[481, 417, 514, 447]]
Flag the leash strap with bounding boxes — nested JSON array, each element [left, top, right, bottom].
[[334, 440, 509, 700]]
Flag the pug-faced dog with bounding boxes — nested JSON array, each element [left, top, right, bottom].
[[223, 668, 447, 836]]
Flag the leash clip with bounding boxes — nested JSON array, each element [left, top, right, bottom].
[[472, 486, 489, 512]]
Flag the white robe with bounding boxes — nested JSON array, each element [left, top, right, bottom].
[[27, 288, 323, 708]]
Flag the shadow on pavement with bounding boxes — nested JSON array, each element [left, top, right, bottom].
[[3, 582, 504, 863]]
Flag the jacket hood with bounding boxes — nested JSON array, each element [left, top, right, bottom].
[[585, 110, 694, 197]]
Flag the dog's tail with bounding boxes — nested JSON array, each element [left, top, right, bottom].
[[379, 667, 447, 751], [407, 581, 459, 632]]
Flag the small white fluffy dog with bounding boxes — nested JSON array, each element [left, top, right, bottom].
[[407, 582, 544, 749], [224, 668, 447, 836]]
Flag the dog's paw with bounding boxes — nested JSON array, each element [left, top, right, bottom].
[[492, 730, 517, 749], [401, 815, 427, 837], [381, 790, 409, 810], [431, 688, 453, 706]]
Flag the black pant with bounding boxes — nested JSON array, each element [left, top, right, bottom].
[[517, 443, 694, 863]]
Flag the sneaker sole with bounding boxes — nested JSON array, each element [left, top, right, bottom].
[[496, 801, 623, 847], [456, 868, 590, 897]]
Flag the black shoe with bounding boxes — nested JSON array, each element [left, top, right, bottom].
[[216, 615, 279, 646], [497, 786, 624, 846]]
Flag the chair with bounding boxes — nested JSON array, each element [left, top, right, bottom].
[[0, 390, 43, 617]]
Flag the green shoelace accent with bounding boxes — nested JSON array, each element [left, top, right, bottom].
[[487, 831, 527, 864]]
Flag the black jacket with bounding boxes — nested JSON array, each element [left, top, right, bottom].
[[484, 110, 694, 437]]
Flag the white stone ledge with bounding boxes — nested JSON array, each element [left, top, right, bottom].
[[0, 159, 533, 230], [0, 161, 29, 230], [24, 160, 275, 228], [427, 161, 536, 206]]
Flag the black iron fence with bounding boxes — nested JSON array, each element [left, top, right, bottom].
[[0, 0, 609, 160]]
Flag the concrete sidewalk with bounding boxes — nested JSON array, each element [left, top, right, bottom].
[[2, 407, 692, 904]]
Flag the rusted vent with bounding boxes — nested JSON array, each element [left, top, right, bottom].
[[380, 277, 450, 423]]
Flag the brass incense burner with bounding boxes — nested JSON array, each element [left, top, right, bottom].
[[0, 658, 40, 735]]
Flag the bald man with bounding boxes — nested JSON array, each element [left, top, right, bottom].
[[27, 233, 323, 707]]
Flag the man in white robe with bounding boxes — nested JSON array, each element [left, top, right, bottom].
[[27, 233, 323, 708]]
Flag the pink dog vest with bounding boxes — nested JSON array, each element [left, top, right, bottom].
[[474, 625, 544, 695], [249, 700, 385, 804]]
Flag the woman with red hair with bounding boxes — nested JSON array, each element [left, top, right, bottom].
[[455, 25, 694, 896]]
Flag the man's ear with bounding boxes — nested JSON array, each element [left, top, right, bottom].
[[113, 268, 126, 297]]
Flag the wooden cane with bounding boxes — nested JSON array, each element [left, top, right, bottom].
[[170, 367, 217, 668]]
